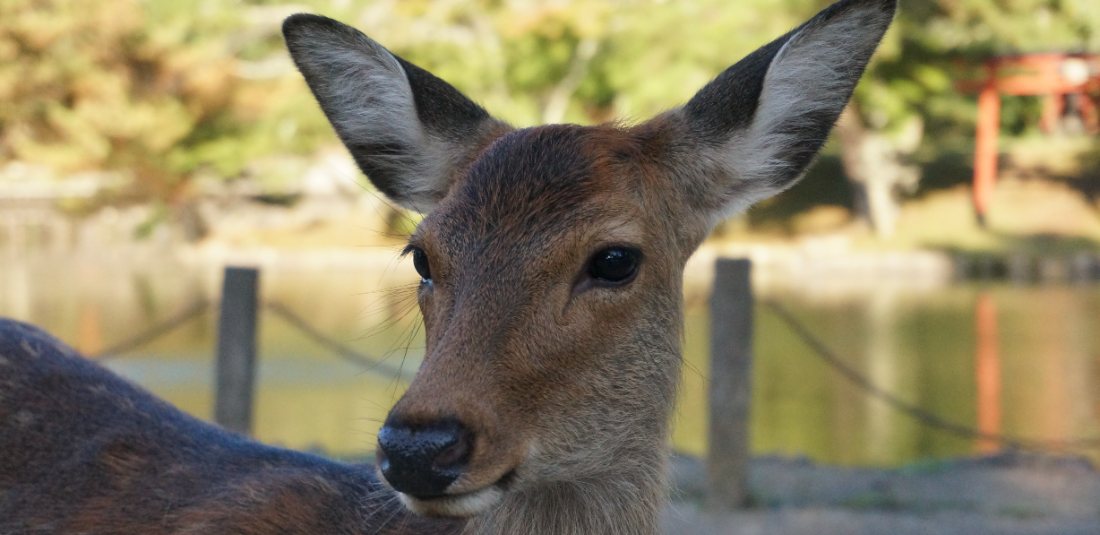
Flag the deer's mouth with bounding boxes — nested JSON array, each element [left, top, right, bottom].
[[398, 470, 515, 517]]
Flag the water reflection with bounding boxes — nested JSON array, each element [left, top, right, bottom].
[[738, 284, 1100, 465], [975, 293, 1001, 454], [2, 252, 1098, 465]]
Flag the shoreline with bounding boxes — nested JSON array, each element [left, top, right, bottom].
[[665, 451, 1100, 534]]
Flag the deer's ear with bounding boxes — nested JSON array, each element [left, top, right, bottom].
[[283, 14, 509, 212], [661, 0, 895, 222]]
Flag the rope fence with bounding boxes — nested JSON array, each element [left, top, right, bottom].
[[86, 298, 412, 379], [263, 301, 415, 379], [79, 263, 1099, 482], [90, 299, 212, 360], [761, 298, 1100, 453]]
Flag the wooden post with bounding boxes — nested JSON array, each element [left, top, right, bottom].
[[215, 267, 259, 435], [707, 259, 753, 510]]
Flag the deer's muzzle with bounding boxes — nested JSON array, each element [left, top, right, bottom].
[[376, 417, 473, 498]]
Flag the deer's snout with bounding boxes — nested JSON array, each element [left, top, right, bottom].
[[376, 417, 473, 498]]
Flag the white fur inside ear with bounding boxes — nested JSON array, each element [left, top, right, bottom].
[[708, 4, 893, 226], [304, 37, 453, 211]]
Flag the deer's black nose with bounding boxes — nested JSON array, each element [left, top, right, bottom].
[[376, 417, 472, 498]]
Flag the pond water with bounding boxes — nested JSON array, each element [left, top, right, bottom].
[[3, 251, 1098, 466]]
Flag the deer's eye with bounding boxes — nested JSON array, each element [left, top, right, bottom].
[[410, 247, 431, 282], [587, 247, 641, 286]]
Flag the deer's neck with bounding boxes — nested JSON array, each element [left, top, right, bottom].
[[461, 449, 667, 535]]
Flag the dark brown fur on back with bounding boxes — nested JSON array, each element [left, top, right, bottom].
[[0, 318, 461, 535]]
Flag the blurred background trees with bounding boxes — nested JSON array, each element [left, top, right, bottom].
[[2, 0, 1098, 239], [843, 0, 1100, 236]]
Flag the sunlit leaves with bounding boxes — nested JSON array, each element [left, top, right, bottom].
[[3, 0, 1098, 201]]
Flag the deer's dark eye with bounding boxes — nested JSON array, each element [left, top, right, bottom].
[[411, 247, 431, 282], [587, 247, 641, 286]]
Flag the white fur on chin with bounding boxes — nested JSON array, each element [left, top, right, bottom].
[[398, 484, 505, 518]]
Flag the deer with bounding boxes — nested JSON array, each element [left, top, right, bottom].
[[0, 0, 895, 533]]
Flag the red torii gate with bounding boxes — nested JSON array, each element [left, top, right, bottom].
[[959, 53, 1100, 226]]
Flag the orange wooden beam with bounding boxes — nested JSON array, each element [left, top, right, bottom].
[[973, 70, 1001, 227], [959, 53, 1100, 224]]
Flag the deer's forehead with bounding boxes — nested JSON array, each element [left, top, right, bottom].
[[425, 125, 644, 248], [459, 125, 622, 213]]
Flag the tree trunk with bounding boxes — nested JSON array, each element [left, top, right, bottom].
[[835, 106, 922, 239]]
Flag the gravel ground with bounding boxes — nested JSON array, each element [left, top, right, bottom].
[[662, 507, 1100, 535], [664, 452, 1100, 534]]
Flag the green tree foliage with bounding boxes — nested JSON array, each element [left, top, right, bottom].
[[2, 0, 1099, 211], [827, 0, 1100, 235], [855, 0, 1100, 142], [0, 0, 331, 199]]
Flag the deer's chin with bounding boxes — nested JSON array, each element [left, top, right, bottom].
[[397, 483, 505, 517]]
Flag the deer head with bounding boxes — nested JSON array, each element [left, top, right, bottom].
[[283, 0, 895, 529]]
